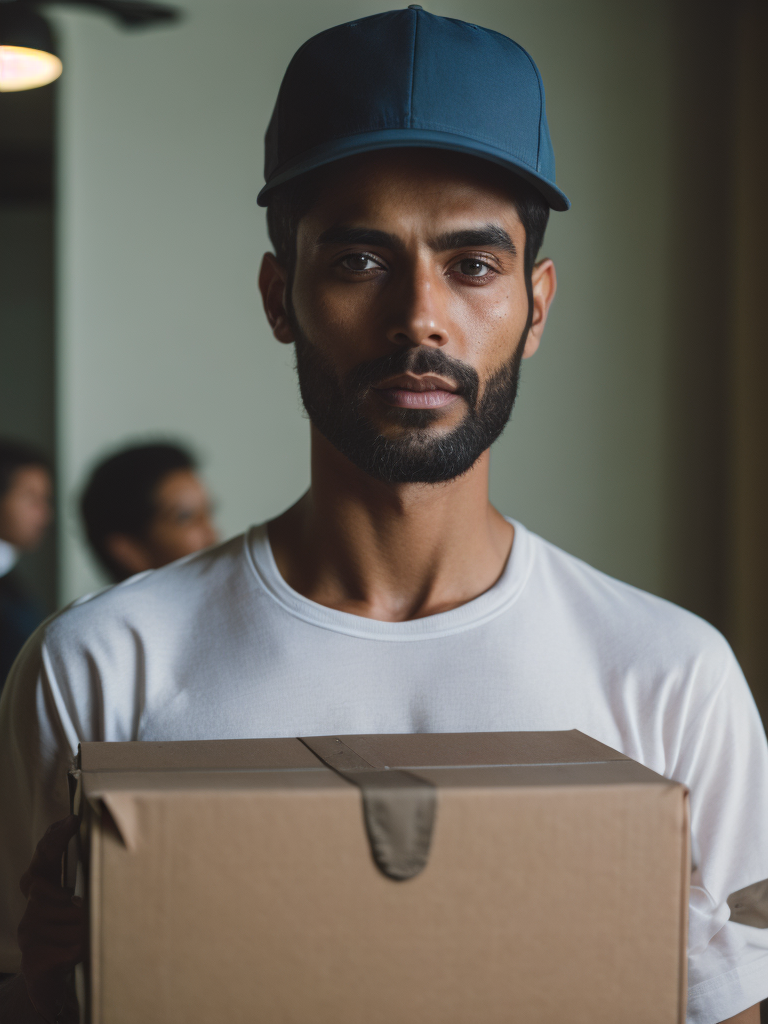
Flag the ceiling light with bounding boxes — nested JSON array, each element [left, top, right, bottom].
[[0, 0, 181, 92], [0, 45, 61, 91], [0, 3, 60, 91]]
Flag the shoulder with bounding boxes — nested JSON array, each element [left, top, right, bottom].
[[519, 523, 736, 680], [41, 531, 255, 658]]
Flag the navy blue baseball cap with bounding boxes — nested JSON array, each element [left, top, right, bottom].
[[258, 6, 569, 212]]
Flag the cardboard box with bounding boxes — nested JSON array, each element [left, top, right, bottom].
[[71, 730, 689, 1024]]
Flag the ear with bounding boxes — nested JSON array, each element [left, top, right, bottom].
[[104, 533, 154, 577], [521, 258, 557, 359], [258, 253, 294, 345]]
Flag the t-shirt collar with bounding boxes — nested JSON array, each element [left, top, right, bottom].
[[245, 517, 532, 641]]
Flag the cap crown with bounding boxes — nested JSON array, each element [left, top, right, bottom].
[[261, 8, 567, 210]]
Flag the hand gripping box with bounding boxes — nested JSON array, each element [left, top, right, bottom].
[[69, 730, 690, 1024]]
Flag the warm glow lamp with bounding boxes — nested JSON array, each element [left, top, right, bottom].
[[0, 0, 181, 92], [0, 4, 61, 91]]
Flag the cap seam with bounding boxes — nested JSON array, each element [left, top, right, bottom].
[[407, 8, 418, 130], [509, 40, 544, 172]]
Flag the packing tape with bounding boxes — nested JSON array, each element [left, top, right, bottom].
[[299, 736, 436, 881], [728, 878, 768, 928]]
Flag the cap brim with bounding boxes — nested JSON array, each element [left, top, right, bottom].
[[258, 128, 570, 212]]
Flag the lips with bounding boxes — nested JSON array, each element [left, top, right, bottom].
[[373, 373, 460, 410], [373, 373, 459, 394]]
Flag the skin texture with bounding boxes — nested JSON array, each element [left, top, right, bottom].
[[262, 149, 555, 620], [6, 151, 761, 1022], [104, 468, 218, 578], [0, 466, 52, 551]]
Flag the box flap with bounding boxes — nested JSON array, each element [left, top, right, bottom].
[[77, 732, 651, 877], [320, 730, 631, 768], [84, 769, 349, 850], [78, 731, 629, 775], [414, 761, 670, 788], [78, 737, 322, 771]]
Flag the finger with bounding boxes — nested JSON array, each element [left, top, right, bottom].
[[19, 894, 86, 936], [20, 923, 85, 952], [25, 877, 78, 906], [21, 816, 79, 893], [20, 901, 84, 930]]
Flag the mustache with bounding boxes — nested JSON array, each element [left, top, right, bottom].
[[345, 347, 480, 409]]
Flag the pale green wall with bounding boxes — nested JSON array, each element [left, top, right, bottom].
[[53, 0, 673, 603]]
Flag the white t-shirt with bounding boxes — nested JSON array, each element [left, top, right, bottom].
[[1, 520, 767, 1021]]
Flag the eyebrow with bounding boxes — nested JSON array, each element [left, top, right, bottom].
[[429, 226, 517, 257], [315, 223, 517, 257]]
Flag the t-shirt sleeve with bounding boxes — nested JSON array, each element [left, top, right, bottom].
[[0, 626, 81, 974], [672, 650, 768, 1023]]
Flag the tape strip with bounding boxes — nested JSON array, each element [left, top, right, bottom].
[[299, 736, 436, 881], [728, 878, 768, 928]]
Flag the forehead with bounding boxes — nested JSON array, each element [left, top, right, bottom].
[[302, 149, 524, 236], [155, 469, 204, 501], [8, 465, 50, 492]]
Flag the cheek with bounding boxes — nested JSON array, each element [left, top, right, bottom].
[[162, 522, 209, 557], [2, 498, 26, 531], [292, 278, 372, 357], [455, 281, 528, 369]]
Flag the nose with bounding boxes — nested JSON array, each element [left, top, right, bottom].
[[385, 264, 450, 350]]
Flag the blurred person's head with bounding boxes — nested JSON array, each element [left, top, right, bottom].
[[0, 440, 53, 552], [80, 443, 218, 582]]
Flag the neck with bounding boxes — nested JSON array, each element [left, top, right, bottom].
[[268, 427, 513, 621]]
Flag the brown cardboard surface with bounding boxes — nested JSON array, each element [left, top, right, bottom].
[[327, 728, 631, 767], [79, 736, 321, 771], [414, 759, 669, 787], [78, 729, 627, 774], [77, 731, 689, 1024]]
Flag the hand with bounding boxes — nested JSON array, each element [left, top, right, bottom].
[[17, 816, 86, 1023]]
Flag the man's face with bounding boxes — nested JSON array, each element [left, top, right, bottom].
[[0, 466, 52, 550], [104, 469, 218, 581], [270, 150, 551, 483], [144, 469, 218, 565]]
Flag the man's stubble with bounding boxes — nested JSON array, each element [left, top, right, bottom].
[[287, 297, 528, 485]]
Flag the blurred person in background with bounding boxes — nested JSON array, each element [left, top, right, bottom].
[[0, 440, 53, 689], [80, 442, 218, 582]]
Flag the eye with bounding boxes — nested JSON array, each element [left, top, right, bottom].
[[340, 253, 382, 273], [456, 259, 492, 278]]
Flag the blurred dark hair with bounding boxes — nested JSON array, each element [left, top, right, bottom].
[[0, 439, 50, 502], [80, 443, 197, 581], [266, 160, 550, 286]]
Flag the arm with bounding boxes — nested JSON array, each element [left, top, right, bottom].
[[0, 628, 80, 972], [0, 816, 85, 1024], [669, 648, 768, 1019], [17, 816, 85, 1022]]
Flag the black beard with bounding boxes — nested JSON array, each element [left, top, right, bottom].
[[289, 309, 526, 485]]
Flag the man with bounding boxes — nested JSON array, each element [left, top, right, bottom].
[[0, 9, 766, 1023], [79, 442, 218, 582], [0, 440, 52, 690]]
